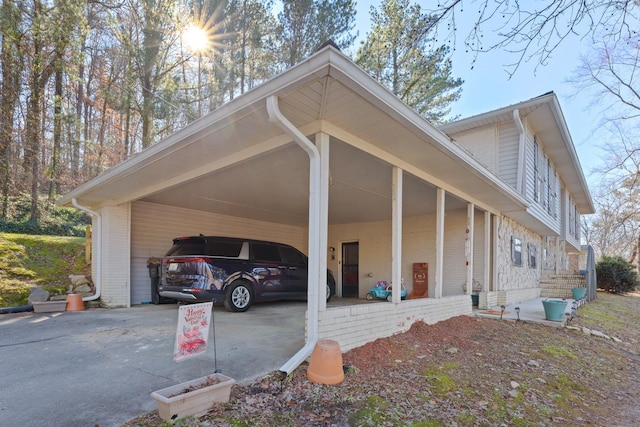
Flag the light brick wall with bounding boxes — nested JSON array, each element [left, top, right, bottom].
[[99, 203, 131, 307], [497, 288, 541, 306], [317, 295, 471, 352]]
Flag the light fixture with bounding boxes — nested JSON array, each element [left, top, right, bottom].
[[515, 306, 520, 321], [500, 305, 506, 320], [329, 246, 335, 260]]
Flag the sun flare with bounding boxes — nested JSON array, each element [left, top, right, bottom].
[[183, 25, 209, 53]]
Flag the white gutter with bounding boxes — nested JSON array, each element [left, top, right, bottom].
[[513, 109, 526, 194], [71, 198, 101, 302], [266, 95, 321, 374]]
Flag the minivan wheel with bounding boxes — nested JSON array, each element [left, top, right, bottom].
[[224, 281, 254, 312], [326, 283, 332, 302]]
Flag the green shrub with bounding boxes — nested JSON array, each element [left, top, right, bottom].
[[596, 256, 640, 294]]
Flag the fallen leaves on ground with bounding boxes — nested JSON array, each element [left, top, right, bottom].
[[124, 292, 640, 426]]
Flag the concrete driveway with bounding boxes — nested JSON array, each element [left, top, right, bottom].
[[0, 301, 308, 427]]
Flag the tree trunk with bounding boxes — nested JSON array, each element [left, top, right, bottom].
[[0, 0, 19, 219], [49, 67, 63, 201]]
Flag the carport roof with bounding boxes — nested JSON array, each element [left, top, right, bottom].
[[57, 45, 587, 233]]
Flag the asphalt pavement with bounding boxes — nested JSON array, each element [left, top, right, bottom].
[[0, 301, 307, 427]]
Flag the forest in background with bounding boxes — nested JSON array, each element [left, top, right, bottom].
[[0, 0, 463, 226]]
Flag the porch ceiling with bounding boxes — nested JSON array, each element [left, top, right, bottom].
[[58, 45, 529, 227]]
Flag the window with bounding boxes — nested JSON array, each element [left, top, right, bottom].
[[511, 237, 523, 266], [545, 159, 551, 212], [206, 240, 243, 257], [568, 198, 575, 236], [252, 243, 281, 262], [528, 243, 537, 268], [550, 170, 558, 218], [533, 138, 539, 202], [279, 246, 306, 266]]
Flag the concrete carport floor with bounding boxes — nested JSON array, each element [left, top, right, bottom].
[[0, 301, 309, 427]]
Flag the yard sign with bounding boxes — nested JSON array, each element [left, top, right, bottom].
[[173, 302, 213, 361]]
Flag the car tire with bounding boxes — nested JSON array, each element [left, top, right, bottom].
[[326, 283, 333, 302], [224, 281, 254, 312]]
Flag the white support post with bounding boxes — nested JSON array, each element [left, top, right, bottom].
[[466, 203, 474, 295], [435, 188, 445, 299], [392, 167, 403, 304], [317, 132, 330, 311], [484, 211, 491, 293]]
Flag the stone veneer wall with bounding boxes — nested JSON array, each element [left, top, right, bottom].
[[316, 295, 471, 352], [496, 215, 543, 304]]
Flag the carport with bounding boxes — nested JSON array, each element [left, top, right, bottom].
[[58, 44, 529, 372]]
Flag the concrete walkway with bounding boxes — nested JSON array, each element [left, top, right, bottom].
[[474, 297, 578, 327]]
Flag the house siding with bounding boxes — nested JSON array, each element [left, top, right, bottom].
[[449, 125, 498, 174], [129, 201, 305, 304], [498, 121, 520, 188]]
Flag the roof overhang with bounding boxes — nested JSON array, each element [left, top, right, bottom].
[[440, 92, 595, 215], [59, 46, 535, 225]]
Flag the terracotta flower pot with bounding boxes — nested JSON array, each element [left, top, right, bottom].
[[307, 339, 344, 385]]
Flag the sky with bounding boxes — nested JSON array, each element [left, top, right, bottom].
[[347, 0, 606, 189]]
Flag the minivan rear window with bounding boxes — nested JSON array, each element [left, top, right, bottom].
[[165, 237, 243, 257], [165, 239, 205, 256]]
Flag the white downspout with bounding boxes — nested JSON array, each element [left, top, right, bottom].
[[72, 198, 101, 302], [513, 109, 526, 194], [266, 96, 322, 374]]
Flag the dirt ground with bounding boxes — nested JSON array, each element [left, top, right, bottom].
[[125, 292, 640, 426]]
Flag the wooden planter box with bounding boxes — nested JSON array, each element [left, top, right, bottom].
[[32, 301, 67, 313], [150, 373, 235, 422]]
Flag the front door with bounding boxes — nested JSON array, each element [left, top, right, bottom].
[[342, 242, 359, 297]]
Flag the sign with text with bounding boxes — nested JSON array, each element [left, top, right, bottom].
[[173, 302, 213, 361]]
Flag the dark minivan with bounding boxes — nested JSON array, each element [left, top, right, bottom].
[[159, 236, 336, 312]]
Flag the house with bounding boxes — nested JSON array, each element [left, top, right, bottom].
[[58, 44, 594, 372]]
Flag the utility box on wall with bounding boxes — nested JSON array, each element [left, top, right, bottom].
[[412, 263, 428, 298]]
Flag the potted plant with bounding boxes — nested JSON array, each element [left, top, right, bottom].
[[150, 373, 235, 422]]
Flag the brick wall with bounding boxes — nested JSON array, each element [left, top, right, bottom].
[[540, 273, 586, 298], [316, 295, 471, 352]]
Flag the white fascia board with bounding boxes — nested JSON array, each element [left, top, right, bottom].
[[548, 96, 595, 214]]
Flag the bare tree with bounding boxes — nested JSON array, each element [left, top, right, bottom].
[[421, 0, 639, 75]]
